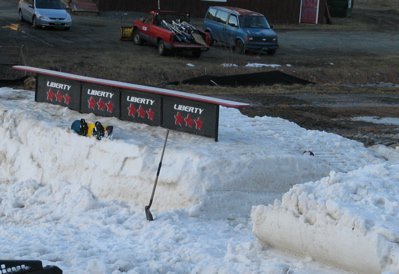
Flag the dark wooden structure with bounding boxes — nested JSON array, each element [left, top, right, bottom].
[[96, 0, 330, 24]]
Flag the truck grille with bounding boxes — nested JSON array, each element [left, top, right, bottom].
[[252, 37, 274, 42]]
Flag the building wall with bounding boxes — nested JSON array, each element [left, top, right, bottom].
[[97, 0, 329, 24]]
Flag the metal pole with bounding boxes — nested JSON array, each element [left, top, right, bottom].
[[158, 0, 160, 10]]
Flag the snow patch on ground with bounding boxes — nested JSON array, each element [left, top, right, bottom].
[[352, 116, 399, 126], [245, 63, 281, 68]]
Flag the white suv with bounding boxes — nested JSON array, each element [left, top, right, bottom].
[[18, 0, 72, 30]]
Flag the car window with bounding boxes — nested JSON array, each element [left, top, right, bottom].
[[35, 0, 65, 9], [144, 14, 153, 24], [239, 15, 270, 29], [206, 8, 217, 21], [215, 10, 229, 24], [228, 15, 238, 27]]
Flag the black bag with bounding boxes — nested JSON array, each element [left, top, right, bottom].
[[0, 260, 62, 274]]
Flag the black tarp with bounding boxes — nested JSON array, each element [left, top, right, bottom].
[[170, 71, 313, 87]]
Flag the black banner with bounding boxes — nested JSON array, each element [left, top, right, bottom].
[[120, 89, 162, 126], [162, 97, 219, 140], [32, 71, 223, 140], [36, 75, 81, 111], [81, 83, 120, 117]]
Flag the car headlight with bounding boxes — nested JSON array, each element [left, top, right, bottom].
[[248, 36, 254, 41], [38, 15, 50, 20], [272, 37, 277, 42]]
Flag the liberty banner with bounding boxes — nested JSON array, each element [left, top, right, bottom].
[[120, 89, 162, 126], [36, 75, 81, 111], [162, 97, 219, 140], [81, 83, 120, 118]]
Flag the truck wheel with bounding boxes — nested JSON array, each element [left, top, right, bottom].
[[192, 50, 201, 58], [235, 40, 245, 54], [158, 40, 168, 56], [133, 30, 142, 45]]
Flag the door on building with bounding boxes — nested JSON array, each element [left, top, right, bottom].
[[300, 0, 320, 24]]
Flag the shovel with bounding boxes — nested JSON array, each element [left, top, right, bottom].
[[145, 130, 169, 221]]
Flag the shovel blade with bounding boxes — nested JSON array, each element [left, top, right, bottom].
[[145, 205, 154, 221]]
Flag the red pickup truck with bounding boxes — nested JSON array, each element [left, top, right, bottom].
[[132, 10, 210, 58]]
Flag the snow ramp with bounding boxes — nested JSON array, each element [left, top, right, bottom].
[[252, 164, 399, 273]]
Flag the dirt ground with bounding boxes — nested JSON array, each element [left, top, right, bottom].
[[1, 0, 398, 147]]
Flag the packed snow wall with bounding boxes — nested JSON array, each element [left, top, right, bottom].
[[252, 164, 399, 273]]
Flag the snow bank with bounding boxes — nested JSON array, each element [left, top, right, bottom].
[[1, 87, 395, 273], [252, 163, 399, 273], [0, 88, 381, 219]]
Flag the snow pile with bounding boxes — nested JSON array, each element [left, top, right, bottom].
[[252, 163, 399, 273], [0, 88, 380, 219], [2, 87, 396, 273]]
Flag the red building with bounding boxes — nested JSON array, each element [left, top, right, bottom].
[[95, 0, 331, 24]]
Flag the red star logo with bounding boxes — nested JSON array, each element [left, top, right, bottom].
[[88, 96, 96, 110], [106, 101, 114, 113], [146, 108, 155, 121], [63, 93, 71, 105], [174, 112, 184, 126], [184, 114, 194, 128], [137, 105, 146, 118], [128, 103, 136, 117], [195, 117, 203, 130], [47, 89, 55, 102], [97, 98, 106, 111], [56, 90, 63, 103]]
